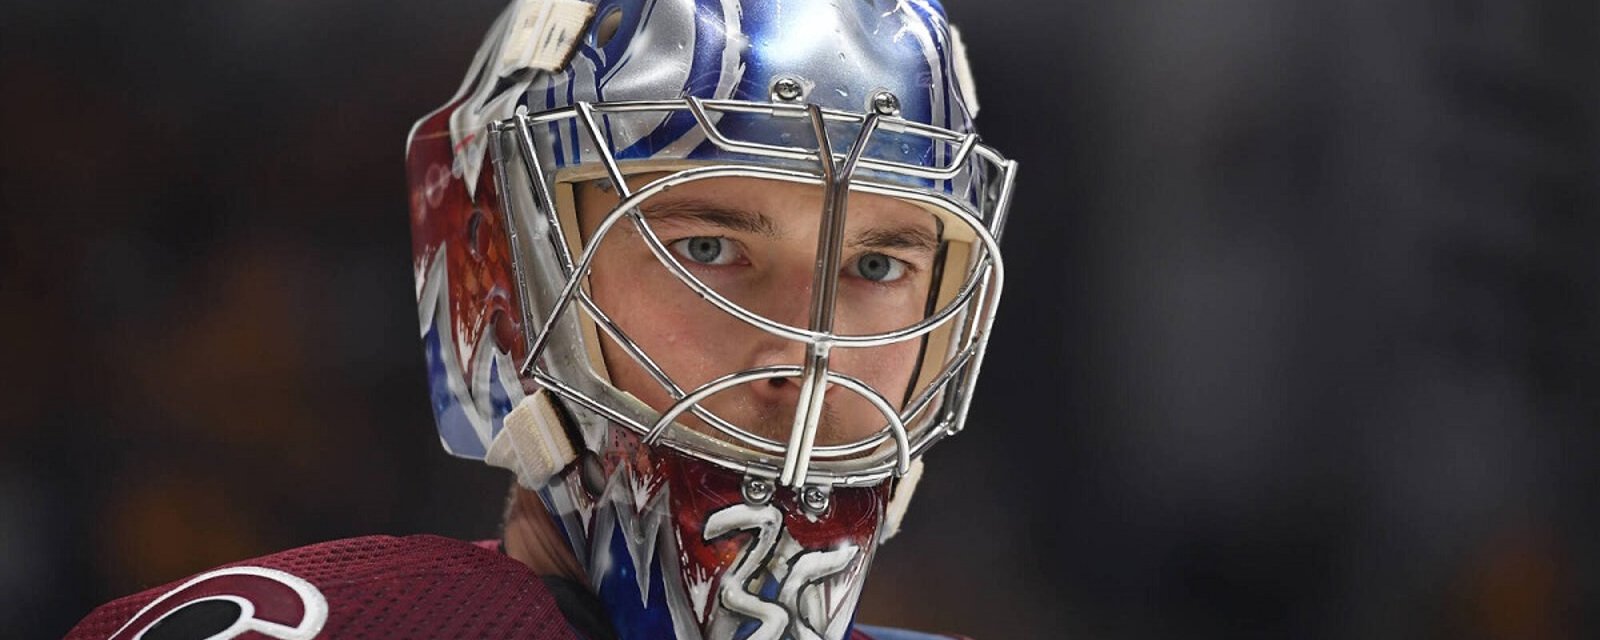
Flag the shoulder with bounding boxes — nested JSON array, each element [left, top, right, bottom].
[[66, 534, 578, 640], [853, 623, 975, 640]]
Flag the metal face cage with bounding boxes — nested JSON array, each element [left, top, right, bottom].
[[488, 97, 1016, 488]]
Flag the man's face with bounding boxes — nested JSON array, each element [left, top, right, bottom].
[[574, 173, 941, 448]]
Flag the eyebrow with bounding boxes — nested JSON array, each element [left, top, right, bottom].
[[638, 197, 940, 254], [638, 199, 779, 237], [851, 225, 940, 255]]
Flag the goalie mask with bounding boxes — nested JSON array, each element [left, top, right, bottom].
[[405, 0, 1015, 637]]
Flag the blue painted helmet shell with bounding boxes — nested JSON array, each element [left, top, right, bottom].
[[514, 0, 981, 201]]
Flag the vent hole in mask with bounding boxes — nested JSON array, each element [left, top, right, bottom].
[[593, 7, 624, 48]]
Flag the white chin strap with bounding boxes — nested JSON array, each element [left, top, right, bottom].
[[486, 389, 578, 489]]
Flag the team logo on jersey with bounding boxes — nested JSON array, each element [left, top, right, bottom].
[[109, 566, 328, 640]]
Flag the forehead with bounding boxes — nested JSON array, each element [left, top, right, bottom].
[[573, 172, 934, 229]]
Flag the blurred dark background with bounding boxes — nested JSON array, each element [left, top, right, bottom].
[[3, 0, 1597, 638]]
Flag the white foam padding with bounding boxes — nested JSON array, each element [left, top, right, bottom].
[[486, 390, 579, 489], [497, 0, 596, 75], [948, 26, 980, 118], [878, 458, 926, 543]]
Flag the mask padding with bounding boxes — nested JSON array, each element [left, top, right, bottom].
[[487, 388, 579, 489], [878, 458, 925, 543]]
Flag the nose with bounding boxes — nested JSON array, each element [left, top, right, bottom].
[[745, 334, 809, 404], [743, 267, 820, 404]]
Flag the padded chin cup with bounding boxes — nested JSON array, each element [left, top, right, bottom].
[[486, 389, 579, 489]]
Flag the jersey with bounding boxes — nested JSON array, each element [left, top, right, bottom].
[[66, 534, 968, 640]]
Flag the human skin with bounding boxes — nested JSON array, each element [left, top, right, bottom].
[[573, 173, 941, 448], [507, 174, 942, 582]]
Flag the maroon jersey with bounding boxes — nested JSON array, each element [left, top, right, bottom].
[[66, 535, 576, 640], [66, 535, 967, 640]]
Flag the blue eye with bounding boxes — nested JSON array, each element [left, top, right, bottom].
[[669, 236, 740, 265], [849, 252, 907, 282]]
